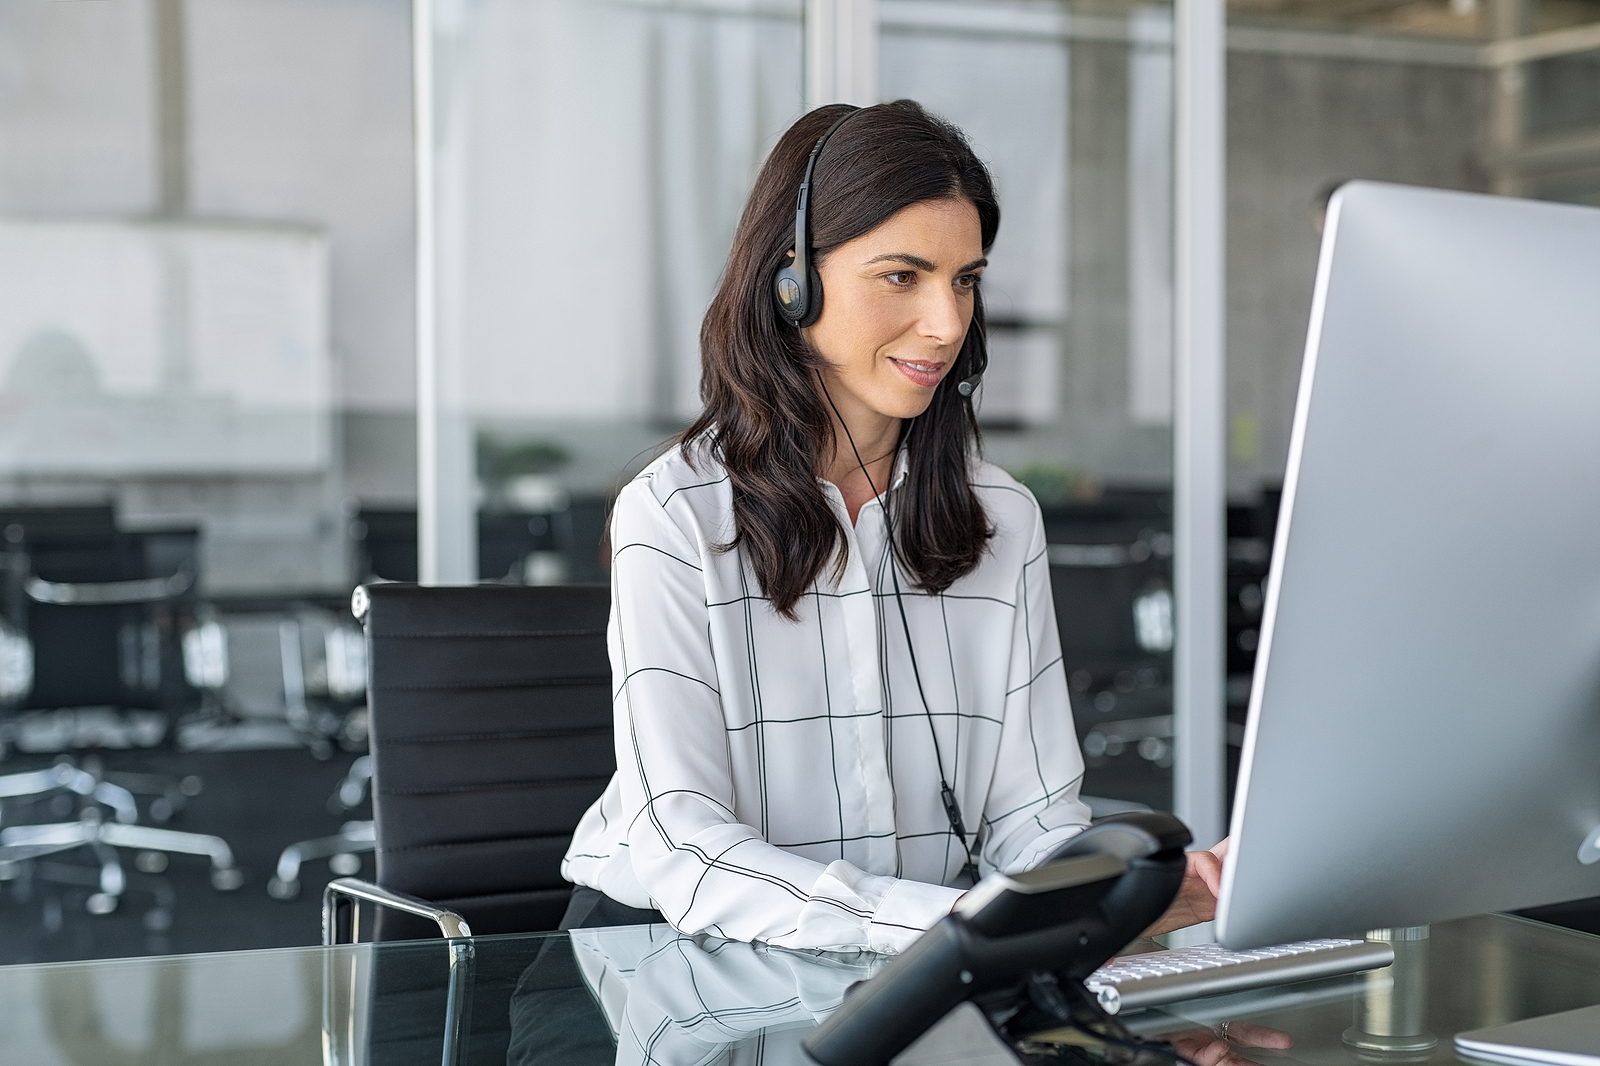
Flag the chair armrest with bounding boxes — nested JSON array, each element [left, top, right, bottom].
[[323, 876, 473, 944], [25, 570, 192, 605]]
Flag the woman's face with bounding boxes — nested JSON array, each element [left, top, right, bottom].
[[805, 197, 986, 427]]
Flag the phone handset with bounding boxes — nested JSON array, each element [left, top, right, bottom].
[[803, 812, 1191, 1066]]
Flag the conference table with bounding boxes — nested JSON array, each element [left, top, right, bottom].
[[3, 911, 1599, 1065]]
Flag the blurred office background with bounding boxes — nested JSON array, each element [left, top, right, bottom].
[[0, 0, 1595, 964]]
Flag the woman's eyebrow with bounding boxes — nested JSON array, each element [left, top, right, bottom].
[[863, 252, 936, 271], [861, 253, 989, 273]]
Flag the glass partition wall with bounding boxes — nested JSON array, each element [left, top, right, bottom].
[[0, 0, 411, 762], [885, 1, 1186, 814], [418, 0, 1600, 827], [417, 0, 807, 589], [418, 0, 1188, 815], [1220, 0, 1600, 793]]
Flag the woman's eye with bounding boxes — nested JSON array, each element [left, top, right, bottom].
[[956, 274, 979, 291], [886, 271, 915, 285]]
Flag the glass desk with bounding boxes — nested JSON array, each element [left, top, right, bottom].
[[2, 913, 1599, 1066]]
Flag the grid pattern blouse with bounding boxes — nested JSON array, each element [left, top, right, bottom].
[[562, 443, 1091, 954]]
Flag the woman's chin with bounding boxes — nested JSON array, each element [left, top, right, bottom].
[[872, 395, 939, 421]]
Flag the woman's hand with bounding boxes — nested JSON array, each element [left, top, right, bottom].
[[1142, 838, 1229, 937], [1164, 1019, 1292, 1066]]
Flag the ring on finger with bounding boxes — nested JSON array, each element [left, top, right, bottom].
[[1213, 1020, 1233, 1043]]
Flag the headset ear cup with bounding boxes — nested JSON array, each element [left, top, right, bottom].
[[797, 264, 825, 328], [773, 264, 807, 325]]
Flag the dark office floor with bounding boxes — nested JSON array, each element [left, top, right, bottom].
[[0, 748, 366, 966]]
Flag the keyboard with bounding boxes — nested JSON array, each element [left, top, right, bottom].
[[1085, 937, 1395, 1014]]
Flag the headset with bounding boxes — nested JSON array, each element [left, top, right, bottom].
[[771, 107, 988, 399]]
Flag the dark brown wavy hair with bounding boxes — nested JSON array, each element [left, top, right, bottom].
[[683, 99, 999, 619]]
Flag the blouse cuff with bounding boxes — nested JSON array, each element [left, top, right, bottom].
[[1003, 823, 1091, 875], [791, 861, 964, 955], [867, 876, 967, 955]]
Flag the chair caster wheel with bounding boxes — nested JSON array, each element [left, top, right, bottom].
[[149, 798, 174, 823], [135, 851, 168, 874], [211, 867, 244, 891], [144, 908, 172, 932], [267, 876, 299, 900], [87, 892, 118, 915], [329, 853, 361, 876]]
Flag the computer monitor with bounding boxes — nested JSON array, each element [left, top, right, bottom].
[[1216, 181, 1600, 951]]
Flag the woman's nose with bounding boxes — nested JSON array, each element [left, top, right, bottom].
[[919, 285, 967, 344]]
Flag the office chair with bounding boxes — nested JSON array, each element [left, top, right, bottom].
[[325, 581, 612, 940], [351, 504, 599, 586], [313, 583, 610, 1066], [0, 510, 243, 917], [177, 602, 368, 757]]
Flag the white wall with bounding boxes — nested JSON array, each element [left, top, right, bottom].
[[186, 0, 415, 413], [0, 0, 158, 215], [446, 0, 803, 425]]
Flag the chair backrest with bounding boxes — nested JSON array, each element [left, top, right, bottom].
[[1, 510, 199, 711], [357, 583, 613, 938]]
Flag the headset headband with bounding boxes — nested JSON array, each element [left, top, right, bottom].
[[774, 109, 858, 327]]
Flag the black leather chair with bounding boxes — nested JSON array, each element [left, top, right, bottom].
[[320, 584, 612, 1066], [343, 582, 613, 940]]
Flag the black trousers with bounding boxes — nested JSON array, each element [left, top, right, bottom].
[[557, 886, 666, 931], [506, 888, 667, 1066]]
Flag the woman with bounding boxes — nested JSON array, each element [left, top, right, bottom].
[[561, 99, 1223, 954]]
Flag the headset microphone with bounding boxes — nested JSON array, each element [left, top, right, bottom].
[[955, 311, 989, 396]]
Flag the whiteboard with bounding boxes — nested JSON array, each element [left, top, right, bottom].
[[0, 218, 331, 474]]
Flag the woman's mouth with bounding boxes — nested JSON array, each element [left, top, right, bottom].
[[888, 357, 946, 388]]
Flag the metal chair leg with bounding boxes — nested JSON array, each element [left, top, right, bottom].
[[442, 937, 475, 1066], [86, 840, 125, 915], [268, 821, 375, 899], [0, 761, 140, 824], [97, 822, 244, 890], [331, 755, 372, 811]]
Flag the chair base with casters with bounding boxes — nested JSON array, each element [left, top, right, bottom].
[[0, 755, 203, 824], [0, 837, 182, 932], [268, 819, 374, 899], [0, 760, 141, 824], [0, 808, 244, 913], [267, 754, 374, 900]]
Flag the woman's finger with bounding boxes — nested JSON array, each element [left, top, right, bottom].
[[1168, 1033, 1233, 1066], [1167, 1023, 1291, 1065], [1222, 1020, 1293, 1049]]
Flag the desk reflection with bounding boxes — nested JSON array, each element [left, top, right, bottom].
[[510, 925, 891, 1066]]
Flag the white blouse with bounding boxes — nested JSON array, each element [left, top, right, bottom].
[[562, 442, 1091, 953]]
